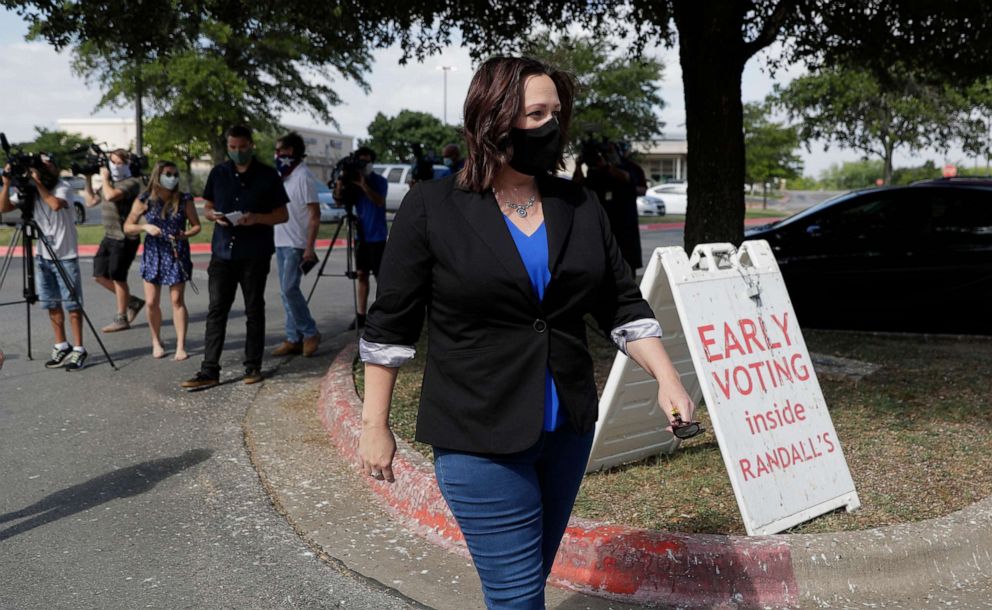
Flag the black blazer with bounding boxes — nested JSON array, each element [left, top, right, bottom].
[[363, 174, 655, 454]]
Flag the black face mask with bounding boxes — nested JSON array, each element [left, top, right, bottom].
[[508, 118, 560, 176]]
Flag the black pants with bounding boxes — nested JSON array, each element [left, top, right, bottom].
[[201, 255, 271, 377]]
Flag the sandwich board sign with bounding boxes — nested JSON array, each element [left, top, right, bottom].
[[590, 240, 859, 535]]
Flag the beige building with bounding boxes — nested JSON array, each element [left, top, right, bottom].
[[633, 135, 688, 184]]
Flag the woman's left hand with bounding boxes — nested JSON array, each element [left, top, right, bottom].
[[658, 374, 695, 431]]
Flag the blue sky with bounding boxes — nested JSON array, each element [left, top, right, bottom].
[[0, 9, 970, 177]]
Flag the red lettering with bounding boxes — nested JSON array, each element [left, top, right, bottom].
[[775, 447, 790, 468], [756, 454, 770, 477], [723, 322, 746, 357], [772, 312, 792, 347], [794, 402, 806, 421], [792, 443, 805, 463], [697, 324, 722, 362], [733, 366, 753, 395], [808, 437, 823, 458], [740, 458, 755, 481], [823, 432, 836, 453], [713, 370, 732, 400], [791, 353, 810, 381], [747, 361, 770, 393], [739, 318, 765, 353], [759, 316, 782, 349]]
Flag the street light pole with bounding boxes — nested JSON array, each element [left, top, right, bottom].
[[436, 65, 455, 124]]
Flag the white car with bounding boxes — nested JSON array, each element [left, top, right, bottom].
[[646, 182, 688, 215], [1, 174, 87, 226], [373, 163, 449, 212], [636, 194, 666, 216]]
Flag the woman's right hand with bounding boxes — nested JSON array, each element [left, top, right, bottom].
[[359, 424, 397, 483], [144, 224, 162, 237]]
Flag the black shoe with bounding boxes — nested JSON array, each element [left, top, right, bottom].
[[45, 344, 73, 368], [181, 371, 219, 390], [63, 349, 87, 371], [243, 368, 264, 385]]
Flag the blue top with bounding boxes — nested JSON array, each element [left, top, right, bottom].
[[355, 172, 389, 243], [203, 159, 289, 260], [503, 216, 562, 432]]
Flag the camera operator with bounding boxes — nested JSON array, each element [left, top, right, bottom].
[[333, 146, 387, 329], [1, 156, 88, 370], [573, 140, 641, 276], [83, 148, 146, 332], [181, 125, 289, 391]]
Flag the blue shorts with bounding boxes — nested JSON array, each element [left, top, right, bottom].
[[35, 256, 84, 312]]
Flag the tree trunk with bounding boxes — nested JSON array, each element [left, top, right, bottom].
[[883, 140, 894, 184], [134, 70, 144, 156], [675, 0, 749, 253]]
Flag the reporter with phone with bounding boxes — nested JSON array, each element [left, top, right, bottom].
[[181, 125, 289, 390], [270, 132, 322, 358]]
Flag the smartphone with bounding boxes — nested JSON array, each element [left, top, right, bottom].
[[299, 258, 318, 275]]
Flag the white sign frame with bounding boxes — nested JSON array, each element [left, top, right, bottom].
[[660, 240, 859, 535]]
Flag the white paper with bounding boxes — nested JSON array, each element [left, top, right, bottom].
[[223, 211, 244, 224]]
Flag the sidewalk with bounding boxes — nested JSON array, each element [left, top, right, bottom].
[[291, 341, 992, 609]]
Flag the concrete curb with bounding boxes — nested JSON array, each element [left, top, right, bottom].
[[319, 342, 992, 608]]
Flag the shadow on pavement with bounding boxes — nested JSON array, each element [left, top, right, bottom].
[[0, 448, 213, 542]]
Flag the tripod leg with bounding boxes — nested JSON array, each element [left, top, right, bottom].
[[306, 216, 344, 304], [34, 229, 119, 370], [0, 225, 36, 359], [346, 216, 361, 340]]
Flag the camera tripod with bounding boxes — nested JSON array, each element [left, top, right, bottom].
[[306, 206, 362, 338], [0, 217, 117, 369]]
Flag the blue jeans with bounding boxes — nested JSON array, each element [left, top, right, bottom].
[[35, 256, 83, 312], [275, 247, 317, 343], [433, 427, 594, 610]]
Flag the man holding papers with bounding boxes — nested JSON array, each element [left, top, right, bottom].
[[182, 125, 289, 390]]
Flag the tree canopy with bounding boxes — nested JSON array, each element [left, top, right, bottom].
[[743, 101, 802, 190], [520, 32, 665, 144], [362, 111, 460, 164], [774, 66, 964, 184]]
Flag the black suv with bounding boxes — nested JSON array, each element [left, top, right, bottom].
[[744, 178, 992, 335]]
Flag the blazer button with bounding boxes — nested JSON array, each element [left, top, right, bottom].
[[533, 319, 547, 333]]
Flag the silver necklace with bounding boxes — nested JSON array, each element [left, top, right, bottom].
[[496, 191, 537, 218]]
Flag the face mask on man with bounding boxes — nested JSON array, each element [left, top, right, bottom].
[[110, 162, 131, 182], [508, 117, 560, 176], [274, 154, 300, 178], [159, 173, 180, 191], [361, 161, 374, 176], [228, 149, 253, 165]]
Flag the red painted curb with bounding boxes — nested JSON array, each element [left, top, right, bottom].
[[319, 343, 800, 608]]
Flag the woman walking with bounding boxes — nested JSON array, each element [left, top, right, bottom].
[[358, 56, 695, 609], [124, 161, 200, 360]]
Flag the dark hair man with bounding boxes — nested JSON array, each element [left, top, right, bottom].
[[334, 146, 388, 329], [1, 156, 88, 370], [84, 148, 145, 332], [442, 143, 465, 173], [181, 125, 289, 390], [270, 131, 321, 358]]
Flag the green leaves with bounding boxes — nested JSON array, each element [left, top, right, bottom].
[[743, 101, 802, 187], [362, 111, 461, 164]]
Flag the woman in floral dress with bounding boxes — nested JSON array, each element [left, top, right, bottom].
[[124, 161, 201, 360]]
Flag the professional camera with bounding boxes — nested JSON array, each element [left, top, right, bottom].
[[1, 132, 54, 220], [410, 143, 436, 182], [579, 138, 610, 166], [329, 152, 367, 208], [69, 144, 109, 177]]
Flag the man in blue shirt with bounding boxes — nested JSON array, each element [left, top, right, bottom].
[[182, 125, 289, 390], [335, 146, 387, 329]]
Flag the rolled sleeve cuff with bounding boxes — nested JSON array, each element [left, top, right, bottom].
[[611, 318, 663, 356], [359, 338, 416, 367]]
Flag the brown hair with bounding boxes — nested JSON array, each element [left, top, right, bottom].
[[459, 56, 575, 192], [143, 160, 182, 217]]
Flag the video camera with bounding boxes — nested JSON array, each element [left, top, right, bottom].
[[329, 152, 368, 208], [1, 132, 56, 220], [410, 143, 436, 182], [70, 144, 110, 177]]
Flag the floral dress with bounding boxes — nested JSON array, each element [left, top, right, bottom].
[[139, 193, 194, 286]]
